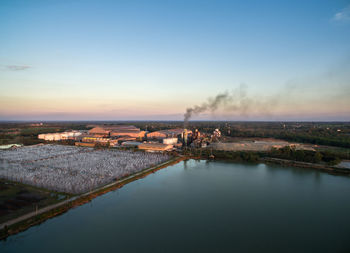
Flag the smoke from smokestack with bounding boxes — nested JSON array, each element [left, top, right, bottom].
[[183, 58, 350, 124], [184, 92, 229, 125], [184, 84, 260, 125]]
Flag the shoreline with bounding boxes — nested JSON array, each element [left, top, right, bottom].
[[1, 155, 349, 240], [0, 156, 185, 240], [260, 157, 350, 175], [187, 154, 350, 175]]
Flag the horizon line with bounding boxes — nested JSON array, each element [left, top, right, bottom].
[[0, 119, 349, 123]]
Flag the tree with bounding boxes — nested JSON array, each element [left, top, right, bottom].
[[313, 152, 322, 163]]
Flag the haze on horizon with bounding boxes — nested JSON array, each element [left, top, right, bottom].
[[0, 0, 349, 121]]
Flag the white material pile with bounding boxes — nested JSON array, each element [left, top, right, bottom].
[[0, 144, 170, 194]]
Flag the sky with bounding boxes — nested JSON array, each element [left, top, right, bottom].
[[0, 0, 349, 121]]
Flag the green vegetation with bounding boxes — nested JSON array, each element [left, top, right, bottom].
[[0, 122, 92, 146], [185, 148, 262, 163], [269, 146, 340, 165], [190, 121, 350, 148], [185, 145, 343, 166], [0, 179, 69, 224]]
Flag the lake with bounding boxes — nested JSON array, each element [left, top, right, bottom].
[[1, 160, 350, 252]]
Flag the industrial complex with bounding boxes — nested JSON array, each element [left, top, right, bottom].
[[36, 124, 308, 152], [1, 124, 318, 195], [38, 125, 201, 152]]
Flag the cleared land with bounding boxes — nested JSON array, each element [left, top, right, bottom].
[[0, 145, 170, 194], [210, 140, 315, 152]]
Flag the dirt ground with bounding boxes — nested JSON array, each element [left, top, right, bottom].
[[210, 138, 316, 152]]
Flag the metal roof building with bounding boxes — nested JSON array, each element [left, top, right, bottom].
[[147, 129, 190, 139], [138, 143, 173, 152]]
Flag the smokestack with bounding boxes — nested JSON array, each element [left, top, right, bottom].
[[182, 129, 188, 146]]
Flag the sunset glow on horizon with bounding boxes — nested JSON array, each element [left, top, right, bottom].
[[1, 0, 349, 121]]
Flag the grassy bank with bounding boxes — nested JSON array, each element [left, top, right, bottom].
[[0, 179, 70, 224], [185, 146, 347, 165], [183, 147, 350, 175], [261, 157, 350, 175]]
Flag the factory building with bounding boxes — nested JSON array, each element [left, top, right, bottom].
[[147, 129, 191, 139], [38, 131, 82, 141], [76, 136, 120, 147], [108, 139, 119, 146], [116, 137, 137, 142], [88, 127, 111, 137], [0, 144, 23, 150], [138, 143, 173, 152], [213, 129, 221, 138], [193, 129, 200, 139], [163, 137, 178, 145], [88, 125, 145, 138], [182, 129, 189, 146], [121, 141, 142, 147], [110, 130, 146, 138], [75, 142, 95, 147], [82, 136, 110, 144]]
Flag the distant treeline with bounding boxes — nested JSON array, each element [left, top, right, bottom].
[[186, 122, 350, 149], [225, 131, 350, 149], [187, 146, 344, 165], [131, 121, 350, 149], [0, 124, 91, 145]]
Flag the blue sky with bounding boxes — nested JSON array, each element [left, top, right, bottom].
[[0, 0, 349, 120]]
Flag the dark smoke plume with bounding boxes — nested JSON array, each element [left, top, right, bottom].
[[184, 92, 230, 125], [183, 84, 261, 125], [183, 56, 350, 124]]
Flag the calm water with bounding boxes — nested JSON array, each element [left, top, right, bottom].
[[1, 160, 350, 253]]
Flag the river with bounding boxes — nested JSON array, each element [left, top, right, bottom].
[[1, 160, 350, 252]]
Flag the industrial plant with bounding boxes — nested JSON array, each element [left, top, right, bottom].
[[37, 125, 210, 152], [37, 124, 279, 152], [0, 125, 221, 195], [1, 123, 320, 195], [0, 124, 227, 197]]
